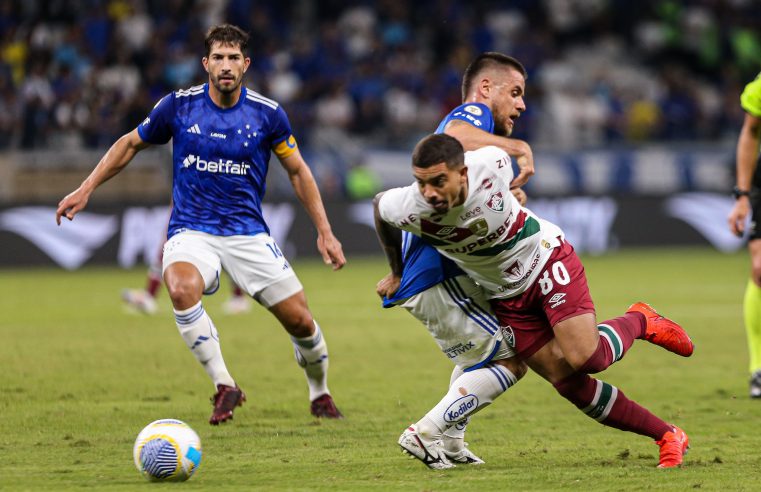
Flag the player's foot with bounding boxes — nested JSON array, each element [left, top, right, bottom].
[[209, 384, 246, 425], [627, 302, 694, 357], [121, 289, 158, 314], [750, 370, 761, 399], [655, 425, 689, 468], [222, 295, 251, 315], [442, 443, 485, 465], [398, 425, 455, 470], [310, 394, 344, 419]]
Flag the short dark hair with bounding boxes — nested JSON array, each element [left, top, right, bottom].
[[412, 134, 464, 169], [461, 52, 527, 101], [204, 24, 249, 57]]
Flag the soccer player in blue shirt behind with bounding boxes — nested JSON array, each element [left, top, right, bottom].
[[56, 24, 346, 424]]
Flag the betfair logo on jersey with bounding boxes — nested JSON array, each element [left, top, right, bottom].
[[444, 395, 479, 423], [182, 154, 251, 175]]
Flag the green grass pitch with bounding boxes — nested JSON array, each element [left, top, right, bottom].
[[0, 248, 757, 490]]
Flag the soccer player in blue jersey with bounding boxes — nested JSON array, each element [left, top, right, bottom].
[[378, 53, 534, 468], [57, 24, 345, 424], [379, 53, 692, 469]]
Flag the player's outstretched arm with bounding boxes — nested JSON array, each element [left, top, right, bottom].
[[444, 119, 534, 187], [56, 129, 150, 225], [729, 113, 761, 236], [279, 150, 346, 270], [372, 191, 403, 296]]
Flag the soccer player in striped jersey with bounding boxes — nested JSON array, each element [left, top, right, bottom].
[[377, 54, 534, 469], [727, 72, 761, 398], [56, 24, 345, 424], [377, 53, 693, 468]]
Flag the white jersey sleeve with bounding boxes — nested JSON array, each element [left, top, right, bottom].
[[378, 185, 426, 234], [466, 146, 514, 184]]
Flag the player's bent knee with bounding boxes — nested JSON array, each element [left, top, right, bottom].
[[269, 296, 315, 337], [494, 357, 528, 380], [164, 275, 204, 309]]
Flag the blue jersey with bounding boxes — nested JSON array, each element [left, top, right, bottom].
[[383, 102, 495, 307], [137, 83, 298, 238]]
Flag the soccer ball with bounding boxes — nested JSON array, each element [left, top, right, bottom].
[[133, 419, 202, 482]]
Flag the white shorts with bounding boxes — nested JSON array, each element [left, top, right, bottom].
[[399, 275, 516, 371], [162, 230, 303, 308]]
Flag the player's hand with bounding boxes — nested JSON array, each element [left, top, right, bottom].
[[317, 231, 346, 270], [55, 187, 90, 225], [728, 197, 751, 237], [376, 273, 401, 298], [511, 148, 534, 188], [510, 187, 527, 206]]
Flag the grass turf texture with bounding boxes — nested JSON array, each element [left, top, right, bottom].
[[0, 248, 756, 490]]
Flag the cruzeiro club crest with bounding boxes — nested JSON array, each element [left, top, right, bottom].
[[486, 191, 504, 212], [468, 218, 489, 237]]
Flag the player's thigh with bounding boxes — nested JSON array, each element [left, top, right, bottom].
[[222, 234, 304, 304], [524, 339, 576, 384], [162, 231, 223, 295], [552, 312, 599, 369]]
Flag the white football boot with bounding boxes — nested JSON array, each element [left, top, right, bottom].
[[442, 441, 485, 465], [121, 289, 158, 314], [398, 425, 455, 470]]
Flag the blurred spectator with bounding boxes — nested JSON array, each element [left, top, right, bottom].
[[1, 0, 759, 191]]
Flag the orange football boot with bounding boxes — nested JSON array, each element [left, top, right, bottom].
[[627, 302, 694, 357], [655, 425, 689, 468]]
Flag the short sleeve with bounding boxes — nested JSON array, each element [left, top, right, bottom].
[[136, 94, 174, 144], [444, 103, 494, 132], [378, 186, 418, 228], [269, 105, 298, 159], [741, 73, 761, 118], [466, 146, 514, 183]]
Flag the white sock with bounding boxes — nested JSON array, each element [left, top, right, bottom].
[[416, 363, 517, 441], [291, 320, 329, 401], [174, 301, 235, 388], [442, 366, 467, 452]]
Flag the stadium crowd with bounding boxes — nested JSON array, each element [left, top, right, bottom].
[[0, 0, 758, 155]]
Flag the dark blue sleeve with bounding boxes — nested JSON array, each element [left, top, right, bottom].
[[268, 105, 293, 148], [441, 103, 494, 133], [136, 93, 175, 145]]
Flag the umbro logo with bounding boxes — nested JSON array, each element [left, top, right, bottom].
[[548, 293, 566, 308], [186, 123, 201, 134]]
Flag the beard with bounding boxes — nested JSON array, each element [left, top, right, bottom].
[[493, 115, 512, 137], [211, 74, 240, 94]]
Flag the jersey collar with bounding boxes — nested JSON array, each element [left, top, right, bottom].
[[203, 83, 246, 113]]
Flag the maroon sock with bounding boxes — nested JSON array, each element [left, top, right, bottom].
[[146, 272, 162, 298], [579, 313, 647, 373], [553, 372, 671, 440]]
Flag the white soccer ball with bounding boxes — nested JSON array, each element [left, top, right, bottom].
[[133, 419, 202, 482]]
